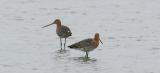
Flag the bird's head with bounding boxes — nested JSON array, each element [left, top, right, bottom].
[[94, 33, 103, 45], [42, 19, 61, 28]]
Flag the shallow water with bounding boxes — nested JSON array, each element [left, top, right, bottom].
[[0, 0, 160, 73]]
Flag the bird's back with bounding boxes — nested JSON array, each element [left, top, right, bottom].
[[56, 25, 72, 38], [68, 38, 97, 52]]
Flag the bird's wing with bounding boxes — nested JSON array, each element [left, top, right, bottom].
[[61, 25, 72, 35], [68, 38, 93, 48]]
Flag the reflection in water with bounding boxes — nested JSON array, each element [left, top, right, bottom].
[[55, 50, 70, 54], [51, 50, 101, 73], [52, 49, 97, 63], [70, 57, 101, 73], [71, 57, 97, 63], [52, 50, 71, 62]]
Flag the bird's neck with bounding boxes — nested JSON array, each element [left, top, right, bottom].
[[56, 23, 62, 31], [94, 37, 99, 47]]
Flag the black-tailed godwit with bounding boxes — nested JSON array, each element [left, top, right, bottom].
[[42, 19, 72, 50], [68, 33, 102, 59]]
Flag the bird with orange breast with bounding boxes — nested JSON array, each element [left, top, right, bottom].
[[68, 33, 103, 59], [42, 19, 72, 50]]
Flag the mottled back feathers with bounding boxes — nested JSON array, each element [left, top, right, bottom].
[[68, 38, 97, 52], [56, 25, 72, 38]]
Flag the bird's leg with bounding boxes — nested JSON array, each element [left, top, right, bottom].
[[84, 48, 89, 60], [86, 51, 89, 59], [60, 37, 62, 50], [64, 38, 66, 50]]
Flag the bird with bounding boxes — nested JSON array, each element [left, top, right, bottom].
[[68, 33, 103, 59], [42, 19, 72, 50]]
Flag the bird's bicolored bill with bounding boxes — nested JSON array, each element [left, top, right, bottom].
[[42, 22, 54, 28], [99, 39, 103, 44]]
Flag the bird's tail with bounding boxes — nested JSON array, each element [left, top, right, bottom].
[[68, 44, 80, 48]]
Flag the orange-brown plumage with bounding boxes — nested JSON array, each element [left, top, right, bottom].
[[42, 19, 72, 50], [68, 33, 102, 59], [94, 33, 100, 48], [53, 19, 61, 32]]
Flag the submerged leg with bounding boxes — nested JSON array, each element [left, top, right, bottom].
[[84, 48, 89, 59], [60, 37, 62, 50], [85, 51, 89, 59], [64, 38, 66, 50]]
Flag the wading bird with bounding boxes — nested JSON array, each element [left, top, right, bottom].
[[42, 19, 72, 50], [68, 33, 103, 59]]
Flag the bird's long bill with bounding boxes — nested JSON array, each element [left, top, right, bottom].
[[99, 39, 103, 44], [42, 23, 54, 28]]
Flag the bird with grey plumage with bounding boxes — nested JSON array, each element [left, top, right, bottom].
[[68, 33, 103, 60], [42, 19, 72, 51]]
